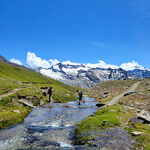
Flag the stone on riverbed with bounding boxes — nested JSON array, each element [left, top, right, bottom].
[[63, 105, 70, 108]]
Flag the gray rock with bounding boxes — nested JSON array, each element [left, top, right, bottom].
[[131, 131, 144, 136], [137, 114, 150, 123], [13, 110, 20, 114], [124, 92, 138, 96]]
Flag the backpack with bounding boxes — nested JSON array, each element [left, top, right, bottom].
[[80, 91, 83, 95]]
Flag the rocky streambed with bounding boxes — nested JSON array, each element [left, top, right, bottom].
[[0, 97, 99, 149], [0, 96, 137, 150]]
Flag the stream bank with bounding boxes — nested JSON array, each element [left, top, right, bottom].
[[0, 97, 98, 149]]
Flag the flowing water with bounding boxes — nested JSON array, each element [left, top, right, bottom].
[[0, 97, 98, 150]]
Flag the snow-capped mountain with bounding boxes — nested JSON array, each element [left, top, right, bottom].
[[25, 52, 150, 88], [37, 63, 133, 88], [128, 69, 150, 79]]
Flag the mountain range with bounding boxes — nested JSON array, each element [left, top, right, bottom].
[[37, 61, 150, 88], [1, 55, 150, 88]]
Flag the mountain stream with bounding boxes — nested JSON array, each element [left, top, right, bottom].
[[0, 97, 98, 150]]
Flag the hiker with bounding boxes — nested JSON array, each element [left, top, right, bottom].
[[77, 90, 83, 105], [47, 87, 53, 103]]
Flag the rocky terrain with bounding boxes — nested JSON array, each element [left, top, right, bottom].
[[37, 61, 150, 88], [37, 63, 134, 88], [74, 79, 150, 150], [1, 55, 150, 89]]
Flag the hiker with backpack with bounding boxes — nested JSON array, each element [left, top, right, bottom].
[[77, 90, 83, 105], [47, 87, 53, 103]]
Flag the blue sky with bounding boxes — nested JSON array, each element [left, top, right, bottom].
[[0, 0, 150, 67]]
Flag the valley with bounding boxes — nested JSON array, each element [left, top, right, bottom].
[[0, 56, 150, 150]]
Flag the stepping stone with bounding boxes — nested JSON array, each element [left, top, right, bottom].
[[63, 105, 70, 108]]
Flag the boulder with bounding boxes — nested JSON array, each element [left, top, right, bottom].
[[131, 131, 144, 136], [96, 103, 105, 107], [136, 110, 150, 123], [124, 92, 138, 97]]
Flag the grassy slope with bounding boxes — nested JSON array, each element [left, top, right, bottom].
[[75, 79, 150, 150], [119, 78, 150, 111], [0, 61, 80, 129], [87, 79, 139, 102]]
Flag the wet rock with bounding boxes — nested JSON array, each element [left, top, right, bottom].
[[131, 131, 144, 136], [96, 103, 105, 107], [124, 92, 138, 97], [63, 105, 70, 108]]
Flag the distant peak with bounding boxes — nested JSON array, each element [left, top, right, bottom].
[[0, 55, 8, 63]]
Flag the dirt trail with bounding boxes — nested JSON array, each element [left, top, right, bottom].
[[106, 82, 141, 106], [0, 88, 22, 100]]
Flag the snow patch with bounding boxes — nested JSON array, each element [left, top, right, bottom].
[[10, 58, 23, 65], [40, 69, 63, 80]]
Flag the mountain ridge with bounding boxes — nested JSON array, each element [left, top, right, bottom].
[[1, 55, 150, 88]]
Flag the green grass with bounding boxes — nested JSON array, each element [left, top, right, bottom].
[[125, 123, 150, 150], [0, 95, 31, 129], [0, 61, 82, 129], [74, 105, 150, 149], [74, 105, 121, 144]]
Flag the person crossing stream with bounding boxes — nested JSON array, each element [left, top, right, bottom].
[[0, 96, 98, 150]]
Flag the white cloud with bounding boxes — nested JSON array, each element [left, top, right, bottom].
[[120, 61, 145, 71], [26, 52, 147, 71], [26, 52, 51, 69], [10, 58, 23, 65], [85, 61, 119, 69], [49, 59, 60, 65], [62, 60, 81, 65]]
